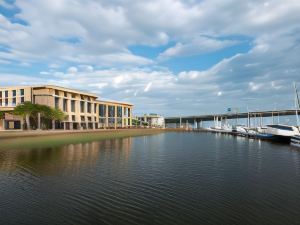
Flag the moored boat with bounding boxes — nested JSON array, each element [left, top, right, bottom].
[[291, 134, 300, 148], [265, 124, 300, 142]]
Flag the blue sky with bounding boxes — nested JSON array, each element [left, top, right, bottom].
[[0, 0, 300, 116]]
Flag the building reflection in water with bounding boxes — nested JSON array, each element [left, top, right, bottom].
[[0, 137, 132, 175]]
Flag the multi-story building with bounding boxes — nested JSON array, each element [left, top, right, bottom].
[[0, 85, 133, 130], [137, 114, 165, 128]]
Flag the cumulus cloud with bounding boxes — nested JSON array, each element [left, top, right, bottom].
[[159, 37, 239, 59], [1, 0, 300, 115]]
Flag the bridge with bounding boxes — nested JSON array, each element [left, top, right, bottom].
[[165, 109, 299, 128]]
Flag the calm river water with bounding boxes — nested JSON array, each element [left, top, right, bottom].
[[0, 132, 300, 225]]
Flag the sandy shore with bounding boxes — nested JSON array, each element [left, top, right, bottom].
[[0, 128, 165, 150]]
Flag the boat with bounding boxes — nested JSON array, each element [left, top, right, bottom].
[[291, 134, 300, 147], [290, 83, 300, 147], [254, 132, 275, 140], [233, 125, 248, 136], [265, 124, 300, 142]]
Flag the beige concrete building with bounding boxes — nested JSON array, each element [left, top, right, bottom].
[[0, 85, 133, 130]]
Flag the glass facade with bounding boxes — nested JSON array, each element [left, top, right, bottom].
[[117, 106, 122, 117], [99, 104, 106, 117], [71, 100, 76, 112], [55, 97, 60, 109], [87, 103, 91, 113], [80, 101, 85, 113], [108, 106, 115, 118], [63, 99, 68, 112]]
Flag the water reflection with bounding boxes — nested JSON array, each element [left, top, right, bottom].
[[0, 137, 132, 175], [0, 133, 300, 225]]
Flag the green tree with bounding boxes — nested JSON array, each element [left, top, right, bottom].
[[13, 102, 66, 130], [13, 102, 36, 130], [48, 108, 66, 130], [0, 111, 5, 120]]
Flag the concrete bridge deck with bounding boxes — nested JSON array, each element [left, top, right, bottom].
[[165, 109, 299, 124]]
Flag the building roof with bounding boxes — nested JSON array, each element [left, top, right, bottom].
[[96, 99, 133, 106], [34, 85, 99, 98], [0, 85, 98, 97], [0, 85, 134, 106]]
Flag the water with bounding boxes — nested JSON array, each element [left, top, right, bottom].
[[0, 132, 300, 225]]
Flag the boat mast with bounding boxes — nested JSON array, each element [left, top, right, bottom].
[[293, 82, 300, 127]]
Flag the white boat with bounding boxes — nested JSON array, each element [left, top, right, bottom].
[[234, 125, 249, 136], [290, 83, 300, 147], [208, 125, 232, 133], [265, 124, 300, 142], [291, 134, 300, 147]]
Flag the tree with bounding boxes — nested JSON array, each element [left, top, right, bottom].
[[13, 102, 66, 130], [13, 102, 36, 130], [48, 108, 66, 130], [0, 111, 5, 120]]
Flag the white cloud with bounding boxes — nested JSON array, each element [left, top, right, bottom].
[[159, 37, 239, 59], [67, 66, 78, 74], [144, 82, 152, 92], [1, 0, 300, 115]]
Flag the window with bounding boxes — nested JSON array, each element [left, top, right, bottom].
[[94, 104, 97, 113], [117, 106, 122, 117], [0, 91, 2, 98], [5, 91, 8, 98], [80, 95, 84, 100], [0, 92, 2, 106], [108, 106, 115, 117], [12, 98, 16, 106], [64, 92, 67, 97], [128, 108, 131, 117], [20, 89, 24, 96], [21, 97, 25, 103], [80, 101, 85, 113], [71, 100, 76, 112], [71, 94, 76, 98], [99, 104, 106, 117], [55, 90, 59, 96], [5, 99, 8, 106], [88, 117, 92, 122], [72, 115, 76, 122], [81, 116, 85, 121], [12, 90, 16, 97], [55, 97, 60, 109], [63, 99, 68, 112], [87, 103, 91, 113]]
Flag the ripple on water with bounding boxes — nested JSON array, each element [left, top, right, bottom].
[[0, 133, 300, 225]]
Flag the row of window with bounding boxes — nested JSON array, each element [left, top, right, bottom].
[[0, 89, 24, 98], [55, 97, 94, 113], [99, 105, 131, 117], [0, 97, 25, 106], [67, 116, 129, 124], [54, 97, 131, 116], [54, 90, 93, 101]]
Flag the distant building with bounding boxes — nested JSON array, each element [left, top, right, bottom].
[[137, 114, 165, 128], [0, 85, 133, 130]]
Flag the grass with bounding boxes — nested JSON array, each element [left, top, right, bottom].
[[0, 129, 165, 150]]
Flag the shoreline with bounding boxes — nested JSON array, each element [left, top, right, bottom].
[[0, 129, 166, 150]]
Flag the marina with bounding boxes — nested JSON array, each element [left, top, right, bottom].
[[165, 109, 300, 147]]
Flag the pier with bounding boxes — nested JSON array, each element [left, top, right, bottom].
[[165, 109, 299, 128]]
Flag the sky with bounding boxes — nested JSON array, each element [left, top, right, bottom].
[[0, 0, 300, 116]]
